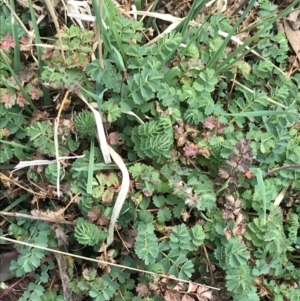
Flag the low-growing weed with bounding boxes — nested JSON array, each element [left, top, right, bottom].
[[1, 0, 300, 300]]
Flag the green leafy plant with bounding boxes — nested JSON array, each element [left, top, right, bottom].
[[74, 217, 107, 246], [131, 116, 174, 161], [2, 0, 300, 300], [75, 110, 96, 138]]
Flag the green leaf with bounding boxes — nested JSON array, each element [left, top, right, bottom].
[[168, 254, 194, 280], [157, 207, 172, 224], [10, 247, 45, 277], [89, 275, 119, 301], [75, 217, 107, 246], [183, 108, 204, 124], [128, 69, 163, 105], [190, 224, 205, 247], [226, 265, 253, 294], [0, 103, 26, 134], [0, 144, 13, 163], [135, 222, 159, 265], [85, 60, 122, 93], [170, 224, 192, 251], [101, 101, 122, 122], [74, 110, 96, 138], [152, 195, 168, 207], [157, 83, 179, 107], [193, 68, 218, 93], [26, 121, 55, 155], [225, 237, 250, 268], [131, 116, 174, 160]]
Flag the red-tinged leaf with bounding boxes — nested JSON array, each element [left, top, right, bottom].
[[41, 48, 54, 60], [26, 83, 43, 100], [196, 285, 213, 301], [183, 143, 198, 157], [142, 189, 152, 197], [97, 214, 109, 226], [203, 116, 217, 129], [182, 294, 194, 301], [105, 172, 119, 187], [187, 281, 198, 293], [96, 172, 119, 187], [164, 290, 179, 301], [87, 206, 100, 222], [136, 283, 150, 298], [217, 122, 228, 133], [20, 35, 31, 45], [244, 170, 253, 179], [102, 189, 114, 203], [20, 35, 33, 51], [0, 33, 15, 50], [0, 88, 16, 108], [16, 92, 27, 107], [108, 131, 121, 145], [227, 155, 238, 168]]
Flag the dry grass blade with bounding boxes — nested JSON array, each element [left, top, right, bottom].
[[43, 0, 66, 63], [78, 92, 111, 164], [106, 145, 130, 247], [0, 211, 76, 225], [283, 19, 300, 62], [274, 180, 293, 206], [54, 253, 72, 301], [0, 236, 220, 291]]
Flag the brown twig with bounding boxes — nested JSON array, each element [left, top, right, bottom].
[[202, 244, 216, 285], [0, 211, 76, 225], [263, 164, 300, 178], [0, 172, 46, 197], [230, 0, 251, 15]]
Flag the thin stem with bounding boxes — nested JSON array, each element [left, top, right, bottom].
[[263, 164, 300, 178], [0, 236, 220, 290]]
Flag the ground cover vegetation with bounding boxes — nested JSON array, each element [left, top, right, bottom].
[[0, 0, 300, 300]]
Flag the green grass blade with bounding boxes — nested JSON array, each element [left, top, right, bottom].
[[10, 0, 21, 73], [87, 139, 95, 194], [92, 0, 112, 55], [0, 139, 33, 150], [254, 168, 267, 225], [74, 163, 119, 172], [27, 0, 50, 106], [105, 0, 126, 66], [134, 0, 141, 11], [207, 0, 256, 69], [216, 0, 300, 73], [144, 0, 159, 30], [175, 0, 208, 34], [221, 110, 298, 117], [3, 192, 31, 212]]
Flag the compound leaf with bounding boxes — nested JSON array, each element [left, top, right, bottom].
[[135, 222, 159, 265]]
